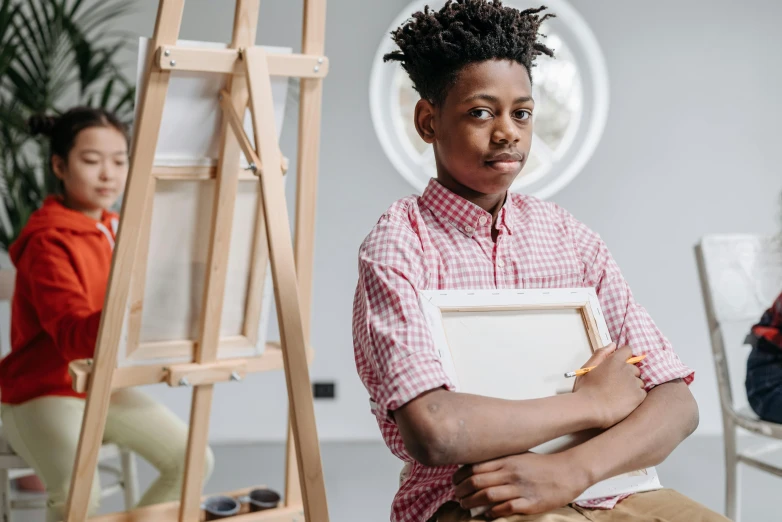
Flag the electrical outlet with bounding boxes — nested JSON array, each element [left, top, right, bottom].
[[313, 381, 336, 399]]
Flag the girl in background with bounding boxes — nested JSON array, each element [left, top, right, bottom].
[[747, 292, 782, 423], [746, 198, 782, 423], [0, 107, 213, 521]]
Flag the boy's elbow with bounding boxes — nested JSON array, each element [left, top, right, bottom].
[[395, 390, 461, 467], [664, 379, 699, 441], [685, 391, 699, 437], [674, 380, 699, 438], [403, 422, 458, 467]]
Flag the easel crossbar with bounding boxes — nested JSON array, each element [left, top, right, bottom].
[[157, 47, 328, 77], [68, 342, 315, 392], [85, 485, 304, 522]]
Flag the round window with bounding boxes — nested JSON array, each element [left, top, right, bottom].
[[369, 0, 609, 199]]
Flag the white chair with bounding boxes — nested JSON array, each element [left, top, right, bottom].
[[695, 234, 782, 522], [0, 268, 139, 521]]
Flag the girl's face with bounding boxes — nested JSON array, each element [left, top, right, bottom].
[[52, 126, 129, 220]]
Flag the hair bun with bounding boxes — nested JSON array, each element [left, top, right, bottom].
[[28, 114, 58, 137]]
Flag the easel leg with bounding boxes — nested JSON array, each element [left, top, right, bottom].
[[179, 385, 214, 522], [63, 1, 186, 520], [178, 2, 261, 521], [244, 47, 329, 521], [284, 410, 302, 507], [290, 0, 326, 513], [294, 0, 328, 339]]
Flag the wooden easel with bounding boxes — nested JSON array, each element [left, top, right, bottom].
[[63, 1, 329, 521]]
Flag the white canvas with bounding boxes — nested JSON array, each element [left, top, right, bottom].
[[136, 180, 273, 343], [133, 38, 291, 167], [440, 308, 594, 401], [116, 39, 290, 367], [418, 288, 661, 505]]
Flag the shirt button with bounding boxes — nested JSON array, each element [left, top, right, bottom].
[[464, 225, 474, 233], [479, 216, 488, 225], [497, 259, 506, 268]]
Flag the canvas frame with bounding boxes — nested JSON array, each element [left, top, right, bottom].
[[418, 287, 612, 396]]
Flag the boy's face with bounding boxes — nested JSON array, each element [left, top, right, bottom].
[[414, 59, 534, 197]]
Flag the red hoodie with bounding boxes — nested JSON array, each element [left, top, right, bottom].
[[0, 196, 118, 404]]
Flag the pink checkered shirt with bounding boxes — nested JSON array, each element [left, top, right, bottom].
[[352, 179, 694, 522]]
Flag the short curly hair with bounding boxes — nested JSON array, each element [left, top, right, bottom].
[[384, 0, 555, 105]]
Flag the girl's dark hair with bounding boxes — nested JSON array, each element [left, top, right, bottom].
[[28, 106, 129, 162], [384, 0, 555, 105], [27, 107, 129, 194]]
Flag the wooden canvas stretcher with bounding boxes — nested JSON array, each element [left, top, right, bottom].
[[63, 1, 330, 521]]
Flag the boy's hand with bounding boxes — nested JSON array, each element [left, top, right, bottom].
[[453, 452, 586, 517], [573, 344, 646, 429]]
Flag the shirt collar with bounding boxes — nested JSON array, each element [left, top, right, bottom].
[[419, 178, 514, 237]]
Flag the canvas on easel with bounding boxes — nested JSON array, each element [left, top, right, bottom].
[[115, 38, 293, 368], [417, 288, 662, 509], [63, 1, 330, 521]]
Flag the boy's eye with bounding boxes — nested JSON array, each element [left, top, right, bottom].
[[515, 110, 532, 121], [470, 109, 492, 120]]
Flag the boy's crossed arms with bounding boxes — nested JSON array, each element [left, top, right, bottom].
[[394, 344, 697, 518]]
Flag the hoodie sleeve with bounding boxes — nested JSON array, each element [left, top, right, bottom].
[[22, 233, 102, 361]]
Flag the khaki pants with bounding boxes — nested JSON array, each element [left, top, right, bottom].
[[434, 489, 729, 522], [1, 389, 214, 522]]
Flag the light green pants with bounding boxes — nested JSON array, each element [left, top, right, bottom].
[[1, 389, 214, 522]]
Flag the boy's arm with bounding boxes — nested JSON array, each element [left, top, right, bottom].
[[395, 344, 645, 466], [570, 378, 697, 487], [355, 214, 645, 467], [454, 379, 698, 517]]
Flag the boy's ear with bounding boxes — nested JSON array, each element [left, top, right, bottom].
[[414, 99, 436, 144], [51, 155, 66, 181]]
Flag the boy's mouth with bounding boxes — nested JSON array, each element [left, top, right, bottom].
[[485, 151, 524, 173]]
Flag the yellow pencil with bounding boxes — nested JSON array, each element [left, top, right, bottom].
[[564, 354, 647, 378]]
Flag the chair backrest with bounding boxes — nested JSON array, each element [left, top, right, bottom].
[[695, 234, 782, 414], [0, 268, 14, 358]]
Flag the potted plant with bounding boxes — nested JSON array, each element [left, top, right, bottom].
[[0, 0, 137, 258]]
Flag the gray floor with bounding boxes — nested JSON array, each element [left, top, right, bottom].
[[9, 435, 782, 521]]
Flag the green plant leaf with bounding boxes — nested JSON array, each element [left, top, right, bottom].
[[0, 0, 137, 249], [69, 0, 134, 38], [0, 0, 19, 80], [99, 77, 115, 108]]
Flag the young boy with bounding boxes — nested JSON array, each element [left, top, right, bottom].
[[353, 1, 727, 521]]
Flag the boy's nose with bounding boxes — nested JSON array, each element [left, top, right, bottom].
[[492, 116, 520, 144]]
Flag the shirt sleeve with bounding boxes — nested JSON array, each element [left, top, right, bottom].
[[561, 207, 694, 388], [22, 234, 102, 361], [352, 212, 455, 421]]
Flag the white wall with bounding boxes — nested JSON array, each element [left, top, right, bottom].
[[99, 0, 782, 442]]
